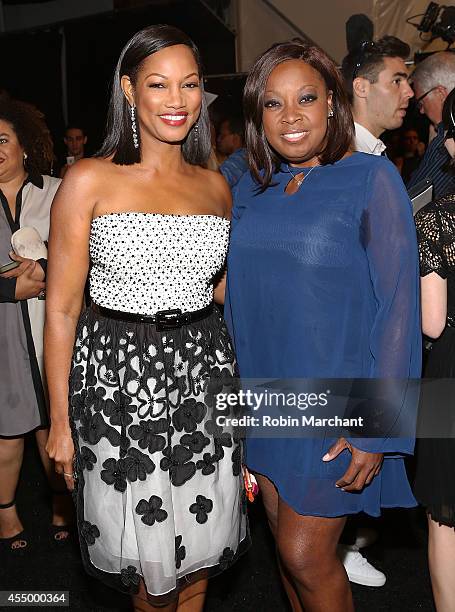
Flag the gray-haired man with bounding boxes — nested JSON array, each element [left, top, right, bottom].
[[408, 51, 455, 197]]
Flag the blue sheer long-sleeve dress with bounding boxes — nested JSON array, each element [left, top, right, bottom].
[[225, 152, 422, 517]]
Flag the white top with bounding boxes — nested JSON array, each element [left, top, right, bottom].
[[354, 122, 386, 156], [89, 213, 230, 314]]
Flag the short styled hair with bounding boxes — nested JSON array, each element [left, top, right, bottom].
[[341, 35, 410, 101], [244, 40, 354, 190], [97, 24, 211, 165], [65, 125, 86, 136], [411, 51, 455, 95]]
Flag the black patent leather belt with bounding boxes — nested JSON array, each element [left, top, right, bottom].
[[91, 302, 214, 331]]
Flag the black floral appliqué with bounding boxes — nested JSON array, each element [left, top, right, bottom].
[[180, 431, 210, 453], [100, 457, 127, 492], [69, 365, 84, 393], [79, 411, 121, 446], [231, 444, 241, 476], [79, 446, 97, 471], [160, 445, 196, 486], [219, 547, 235, 570], [172, 398, 206, 433], [135, 495, 168, 526], [196, 453, 218, 475], [70, 389, 87, 422], [122, 448, 155, 482], [175, 535, 186, 569], [120, 565, 140, 590], [85, 386, 106, 412], [189, 495, 213, 524], [80, 520, 100, 545], [129, 418, 168, 454], [103, 390, 137, 427]]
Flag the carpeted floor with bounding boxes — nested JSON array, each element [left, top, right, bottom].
[[0, 437, 435, 612]]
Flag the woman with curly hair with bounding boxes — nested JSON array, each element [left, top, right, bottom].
[[0, 97, 71, 552]]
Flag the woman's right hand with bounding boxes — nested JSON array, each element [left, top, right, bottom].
[[14, 262, 45, 300], [45, 424, 76, 491]]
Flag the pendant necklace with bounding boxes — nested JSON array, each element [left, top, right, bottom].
[[287, 164, 317, 187]]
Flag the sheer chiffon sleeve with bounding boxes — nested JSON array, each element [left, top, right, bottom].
[[347, 160, 422, 454]]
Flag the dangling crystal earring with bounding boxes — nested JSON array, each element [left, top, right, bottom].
[[23, 152, 28, 166], [193, 122, 199, 143], [130, 105, 139, 149], [328, 109, 334, 118]]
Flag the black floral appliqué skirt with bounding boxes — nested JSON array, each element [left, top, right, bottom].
[[69, 306, 249, 605]]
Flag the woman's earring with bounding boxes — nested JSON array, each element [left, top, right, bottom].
[[193, 122, 199, 143], [328, 109, 334, 118], [23, 152, 27, 165], [130, 105, 139, 149]]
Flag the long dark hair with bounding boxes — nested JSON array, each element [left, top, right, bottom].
[[244, 40, 354, 190], [0, 97, 54, 175], [97, 24, 211, 165]]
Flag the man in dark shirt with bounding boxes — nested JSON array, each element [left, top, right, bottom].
[[408, 52, 455, 198]]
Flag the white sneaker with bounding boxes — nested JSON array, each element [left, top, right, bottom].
[[354, 527, 378, 549], [338, 545, 386, 587]]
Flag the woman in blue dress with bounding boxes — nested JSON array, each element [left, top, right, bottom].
[[225, 41, 421, 611]]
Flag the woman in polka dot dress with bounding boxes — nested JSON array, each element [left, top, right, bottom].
[[44, 25, 249, 611]]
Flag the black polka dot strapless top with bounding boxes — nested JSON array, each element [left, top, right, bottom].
[[89, 213, 230, 314]]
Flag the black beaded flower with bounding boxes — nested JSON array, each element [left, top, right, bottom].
[[79, 411, 121, 446], [84, 386, 107, 412], [179, 431, 210, 453], [122, 448, 155, 482], [204, 366, 236, 409], [175, 535, 186, 569], [218, 547, 235, 570], [85, 363, 97, 387], [135, 495, 168, 526], [231, 444, 241, 476], [205, 420, 233, 448], [129, 418, 168, 454], [189, 495, 213, 524], [120, 565, 140, 590], [70, 389, 87, 422], [100, 457, 127, 492], [172, 398, 206, 433], [80, 520, 100, 545], [103, 390, 137, 427], [196, 453, 218, 476], [69, 365, 84, 393], [79, 446, 97, 471], [160, 445, 196, 486]]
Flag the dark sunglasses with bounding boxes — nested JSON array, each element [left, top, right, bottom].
[[415, 86, 438, 111], [352, 40, 376, 80]]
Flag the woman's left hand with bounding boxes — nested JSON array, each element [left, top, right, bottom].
[[0, 252, 45, 280], [322, 437, 383, 492]]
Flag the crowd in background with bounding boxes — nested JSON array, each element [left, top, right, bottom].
[[1, 22, 455, 612]]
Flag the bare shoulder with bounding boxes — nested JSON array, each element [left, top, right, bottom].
[[194, 166, 232, 217], [52, 158, 114, 222], [60, 157, 112, 190]]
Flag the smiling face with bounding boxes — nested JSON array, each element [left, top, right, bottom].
[[360, 57, 413, 134], [262, 59, 333, 166], [122, 44, 202, 147], [0, 119, 25, 182]]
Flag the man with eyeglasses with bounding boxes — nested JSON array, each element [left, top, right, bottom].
[[339, 35, 413, 590], [408, 52, 455, 198], [341, 36, 414, 157]]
